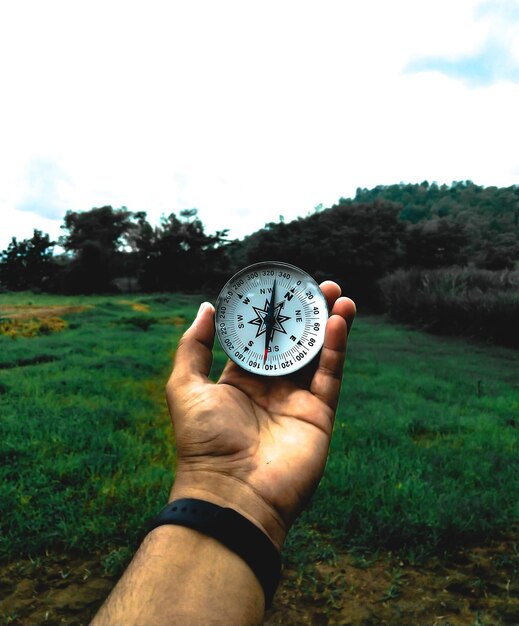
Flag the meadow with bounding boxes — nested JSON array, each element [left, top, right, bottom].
[[0, 292, 518, 624]]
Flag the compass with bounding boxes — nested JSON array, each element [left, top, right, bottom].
[[215, 261, 328, 376]]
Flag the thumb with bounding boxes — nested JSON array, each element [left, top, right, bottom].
[[171, 302, 215, 381]]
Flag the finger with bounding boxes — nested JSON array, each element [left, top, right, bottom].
[[309, 313, 348, 411], [331, 296, 356, 336], [319, 280, 341, 312], [289, 294, 355, 389], [171, 302, 215, 381]]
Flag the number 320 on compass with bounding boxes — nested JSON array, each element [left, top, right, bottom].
[[215, 262, 328, 376]]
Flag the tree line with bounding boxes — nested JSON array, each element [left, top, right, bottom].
[[0, 207, 230, 294], [1, 181, 518, 307]]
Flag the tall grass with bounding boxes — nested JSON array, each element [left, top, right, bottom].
[[379, 267, 519, 348]]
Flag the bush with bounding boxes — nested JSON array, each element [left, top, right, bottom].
[[119, 315, 159, 331], [379, 268, 519, 348]]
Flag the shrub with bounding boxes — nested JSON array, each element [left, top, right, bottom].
[[379, 268, 519, 348], [119, 315, 158, 331]]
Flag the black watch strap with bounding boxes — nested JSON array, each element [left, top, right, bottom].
[[147, 498, 281, 608]]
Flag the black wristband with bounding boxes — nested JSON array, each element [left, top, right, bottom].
[[147, 498, 281, 608]]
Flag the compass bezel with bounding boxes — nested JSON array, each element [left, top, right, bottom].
[[214, 261, 329, 377]]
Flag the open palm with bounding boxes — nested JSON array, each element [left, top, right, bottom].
[[167, 282, 355, 550]]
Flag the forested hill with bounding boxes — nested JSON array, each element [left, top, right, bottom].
[[347, 180, 519, 229], [231, 181, 517, 292]]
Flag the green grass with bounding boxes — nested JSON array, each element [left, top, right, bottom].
[[289, 317, 519, 563], [0, 293, 199, 559], [0, 293, 518, 568]]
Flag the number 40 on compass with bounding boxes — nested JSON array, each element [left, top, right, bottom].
[[215, 261, 328, 376]]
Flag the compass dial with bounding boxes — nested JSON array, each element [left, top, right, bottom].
[[215, 262, 328, 376]]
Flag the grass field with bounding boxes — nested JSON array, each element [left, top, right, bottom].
[[0, 293, 196, 561], [297, 319, 518, 558], [1, 292, 518, 623]]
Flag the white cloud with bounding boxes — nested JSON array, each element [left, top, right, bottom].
[[405, 0, 519, 86], [0, 0, 518, 250], [15, 157, 73, 219]]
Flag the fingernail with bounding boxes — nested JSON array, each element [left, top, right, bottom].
[[193, 303, 205, 323], [196, 302, 211, 318], [190, 302, 205, 328]]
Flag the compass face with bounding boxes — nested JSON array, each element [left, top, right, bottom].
[[215, 261, 328, 376]]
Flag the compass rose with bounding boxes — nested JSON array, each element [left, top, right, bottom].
[[248, 300, 291, 338]]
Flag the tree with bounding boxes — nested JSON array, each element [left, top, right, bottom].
[[139, 210, 230, 291], [477, 233, 519, 270], [59, 206, 136, 293], [405, 218, 469, 268], [60, 206, 134, 253], [0, 230, 56, 291]]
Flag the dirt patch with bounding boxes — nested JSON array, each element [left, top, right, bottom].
[[0, 305, 91, 338], [0, 554, 113, 626], [267, 537, 519, 626], [1, 539, 517, 625], [0, 305, 90, 320]]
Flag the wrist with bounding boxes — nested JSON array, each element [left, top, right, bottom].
[[149, 497, 281, 608], [170, 468, 287, 552]]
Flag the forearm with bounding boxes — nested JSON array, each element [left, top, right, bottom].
[[91, 525, 264, 626]]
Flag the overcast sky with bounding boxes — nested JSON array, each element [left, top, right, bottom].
[[1, 0, 518, 250]]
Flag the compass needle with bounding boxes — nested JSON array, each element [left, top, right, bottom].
[[215, 263, 328, 377], [263, 279, 277, 363]]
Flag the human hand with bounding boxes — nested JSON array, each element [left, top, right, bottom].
[[166, 282, 356, 551]]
